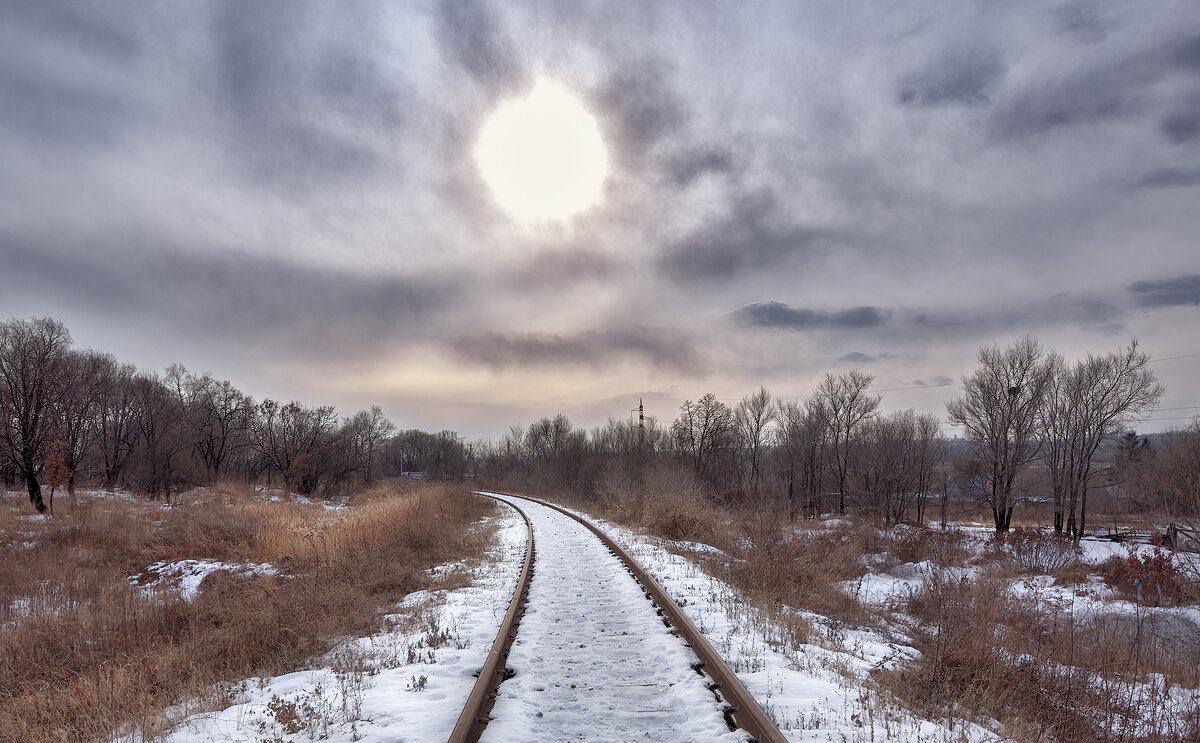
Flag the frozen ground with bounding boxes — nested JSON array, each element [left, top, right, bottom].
[[155, 509, 528, 743], [480, 493, 742, 743], [131, 559, 279, 601], [539, 500, 999, 743], [139, 491, 1197, 742]]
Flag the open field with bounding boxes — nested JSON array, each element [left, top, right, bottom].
[[0, 480, 496, 742]]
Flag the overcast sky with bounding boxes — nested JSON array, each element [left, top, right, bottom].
[[2, 0, 1198, 439]]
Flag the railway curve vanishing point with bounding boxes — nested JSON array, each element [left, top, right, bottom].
[[451, 491, 787, 743]]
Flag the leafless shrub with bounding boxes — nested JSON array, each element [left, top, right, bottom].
[[1002, 527, 1080, 574]]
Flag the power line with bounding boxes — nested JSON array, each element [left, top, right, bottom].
[[1151, 352, 1200, 362]]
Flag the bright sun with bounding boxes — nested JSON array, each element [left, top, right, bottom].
[[475, 78, 609, 224]]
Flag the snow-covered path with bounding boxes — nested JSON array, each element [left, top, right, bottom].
[[480, 494, 745, 743]]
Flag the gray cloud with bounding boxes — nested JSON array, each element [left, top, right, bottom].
[[733, 302, 889, 332], [1136, 168, 1200, 189], [453, 327, 700, 372], [658, 193, 838, 282], [1054, 5, 1115, 44], [0, 2, 142, 150], [664, 146, 736, 187], [987, 33, 1200, 141], [913, 376, 954, 387], [3, 1, 1199, 437], [595, 59, 687, 166], [0, 231, 454, 358], [433, 0, 525, 92], [839, 352, 875, 363], [208, 1, 407, 192], [1128, 275, 1200, 307], [1161, 99, 1200, 143], [904, 294, 1126, 339], [505, 249, 624, 291], [898, 48, 1005, 108], [2, 1, 141, 61]]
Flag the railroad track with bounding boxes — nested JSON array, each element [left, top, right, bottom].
[[449, 491, 786, 743]]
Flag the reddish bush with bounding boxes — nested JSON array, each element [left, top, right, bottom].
[[1101, 547, 1183, 604]]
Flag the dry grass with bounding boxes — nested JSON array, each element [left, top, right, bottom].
[[0, 480, 495, 742], [880, 567, 1200, 742]]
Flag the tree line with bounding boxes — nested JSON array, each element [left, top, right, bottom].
[[477, 336, 1190, 541], [5, 316, 1195, 538], [0, 316, 474, 512]]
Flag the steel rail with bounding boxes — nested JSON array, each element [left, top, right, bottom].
[[446, 494, 535, 743], [483, 491, 788, 743]]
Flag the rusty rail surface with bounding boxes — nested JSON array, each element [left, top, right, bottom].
[[446, 494, 535, 743], [480, 491, 788, 743]]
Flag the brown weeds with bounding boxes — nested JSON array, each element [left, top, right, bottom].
[[0, 481, 494, 742]]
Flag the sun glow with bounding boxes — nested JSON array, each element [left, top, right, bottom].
[[474, 78, 609, 224]]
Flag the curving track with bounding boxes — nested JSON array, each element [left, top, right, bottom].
[[451, 492, 785, 743]]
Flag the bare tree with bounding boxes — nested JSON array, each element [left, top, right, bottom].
[[128, 372, 191, 499], [343, 406, 395, 486], [54, 349, 107, 496], [166, 366, 255, 483], [776, 397, 828, 518], [251, 399, 338, 494], [734, 386, 775, 501], [947, 336, 1054, 535], [94, 355, 139, 489], [912, 412, 947, 524], [813, 371, 880, 514], [858, 410, 918, 524], [0, 317, 72, 512], [1041, 340, 1164, 542], [671, 393, 734, 480]]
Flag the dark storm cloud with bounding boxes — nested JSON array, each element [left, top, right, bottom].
[[454, 327, 699, 372], [0, 232, 454, 358], [897, 48, 1005, 108], [732, 302, 889, 332], [839, 352, 875, 363], [658, 193, 839, 283], [208, 1, 407, 192], [1135, 168, 1200, 188], [1128, 275, 1200, 307], [433, 0, 525, 91]]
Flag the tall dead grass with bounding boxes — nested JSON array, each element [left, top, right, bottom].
[[0, 481, 494, 742], [880, 566, 1200, 742]]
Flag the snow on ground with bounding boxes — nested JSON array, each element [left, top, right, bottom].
[[842, 561, 978, 607], [131, 560, 280, 601], [481, 494, 743, 743], [535, 499, 999, 743], [154, 509, 528, 743]]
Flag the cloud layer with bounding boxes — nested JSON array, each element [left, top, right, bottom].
[[2, 0, 1198, 436]]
